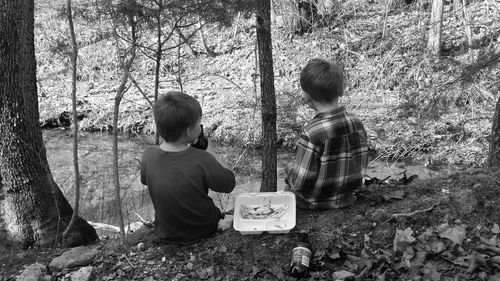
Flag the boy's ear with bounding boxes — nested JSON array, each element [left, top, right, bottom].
[[184, 126, 192, 137]]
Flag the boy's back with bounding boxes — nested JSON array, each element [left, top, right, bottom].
[[141, 145, 235, 244], [286, 106, 368, 209]]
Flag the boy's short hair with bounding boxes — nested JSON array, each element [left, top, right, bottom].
[[300, 58, 344, 103], [153, 91, 202, 142]]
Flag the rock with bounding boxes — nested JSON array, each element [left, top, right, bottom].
[[49, 246, 99, 272], [15, 263, 45, 281], [67, 266, 93, 281]]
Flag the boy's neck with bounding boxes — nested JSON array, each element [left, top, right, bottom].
[[159, 141, 188, 152], [311, 99, 340, 113]]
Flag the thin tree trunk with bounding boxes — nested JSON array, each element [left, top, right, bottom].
[[427, 0, 443, 56], [198, 19, 216, 57], [112, 11, 137, 242], [175, 28, 197, 56], [256, 0, 278, 192], [460, 0, 473, 50], [177, 33, 183, 91], [489, 95, 500, 166], [0, 0, 97, 248], [154, 0, 163, 145], [62, 0, 82, 243]]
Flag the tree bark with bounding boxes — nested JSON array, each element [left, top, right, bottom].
[[427, 0, 443, 56], [459, 0, 473, 50], [256, 0, 278, 192], [0, 0, 97, 248], [489, 95, 500, 166]]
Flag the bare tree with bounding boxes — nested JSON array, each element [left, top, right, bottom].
[[489, 95, 500, 166], [427, 0, 443, 56], [107, 0, 140, 242], [256, 0, 278, 192], [62, 0, 83, 242]]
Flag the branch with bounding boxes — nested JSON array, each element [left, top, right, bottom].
[[129, 75, 154, 107], [386, 204, 437, 222]]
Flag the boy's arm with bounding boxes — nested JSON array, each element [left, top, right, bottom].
[[205, 140, 231, 171], [204, 141, 236, 193], [285, 134, 320, 191]]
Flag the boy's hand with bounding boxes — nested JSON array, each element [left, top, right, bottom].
[[217, 215, 233, 231], [206, 141, 232, 171], [285, 162, 294, 174]]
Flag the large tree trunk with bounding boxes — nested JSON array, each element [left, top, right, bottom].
[[0, 0, 97, 248], [489, 96, 500, 166], [256, 0, 278, 192]]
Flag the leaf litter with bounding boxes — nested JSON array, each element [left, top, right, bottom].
[[83, 168, 499, 281], [2, 169, 500, 281]]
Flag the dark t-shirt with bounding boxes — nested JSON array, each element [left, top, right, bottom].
[[140, 146, 235, 244]]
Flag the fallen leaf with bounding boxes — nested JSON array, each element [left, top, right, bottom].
[[492, 224, 500, 234], [270, 265, 285, 280], [331, 270, 355, 280], [491, 256, 500, 265], [467, 252, 487, 273], [381, 190, 405, 201], [489, 235, 500, 247], [326, 247, 342, 260], [427, 238, 446, 254], [417, 227, 434, 242], [438, 223, 466, 245], [206, 266, 214, 277], [407, 251, 427, 280], [347, 255, 373, 272], [196, 268, 208, 279], [313, 249, 326, 261], [251, 265, 260, 277], [452, 255, 472, 268], [422, 263, 441, 281], [402, 246, 415, 261], [393, 227, 416, 252]]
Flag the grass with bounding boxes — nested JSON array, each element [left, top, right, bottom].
[[35, 0, 500, 168]]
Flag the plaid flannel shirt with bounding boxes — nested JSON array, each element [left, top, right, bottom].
[[285, 106, 368, 209]]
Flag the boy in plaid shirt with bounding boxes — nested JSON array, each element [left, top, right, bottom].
[[285, 58, 369, 209]]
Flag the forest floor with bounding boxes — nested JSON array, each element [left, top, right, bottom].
[[2, 166, 500, 280]]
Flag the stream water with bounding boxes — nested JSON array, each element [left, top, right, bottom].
[[43, 130, 462, 228]]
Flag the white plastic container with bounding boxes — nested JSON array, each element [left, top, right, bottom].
[[233, 191, 296, 235]]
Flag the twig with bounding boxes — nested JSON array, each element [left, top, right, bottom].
[[386, 204, 437, 222], [129, 76, 153, 107], [123, 254, 135, 268], [134, 211, 154, 227], [232, 147, 248, 170]]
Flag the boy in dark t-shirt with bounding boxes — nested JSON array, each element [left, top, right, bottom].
[[141, 91, 235, 244]]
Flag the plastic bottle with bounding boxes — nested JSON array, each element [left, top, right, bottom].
[[290, 230, 313, 278], [191, 124, 208, 150]]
